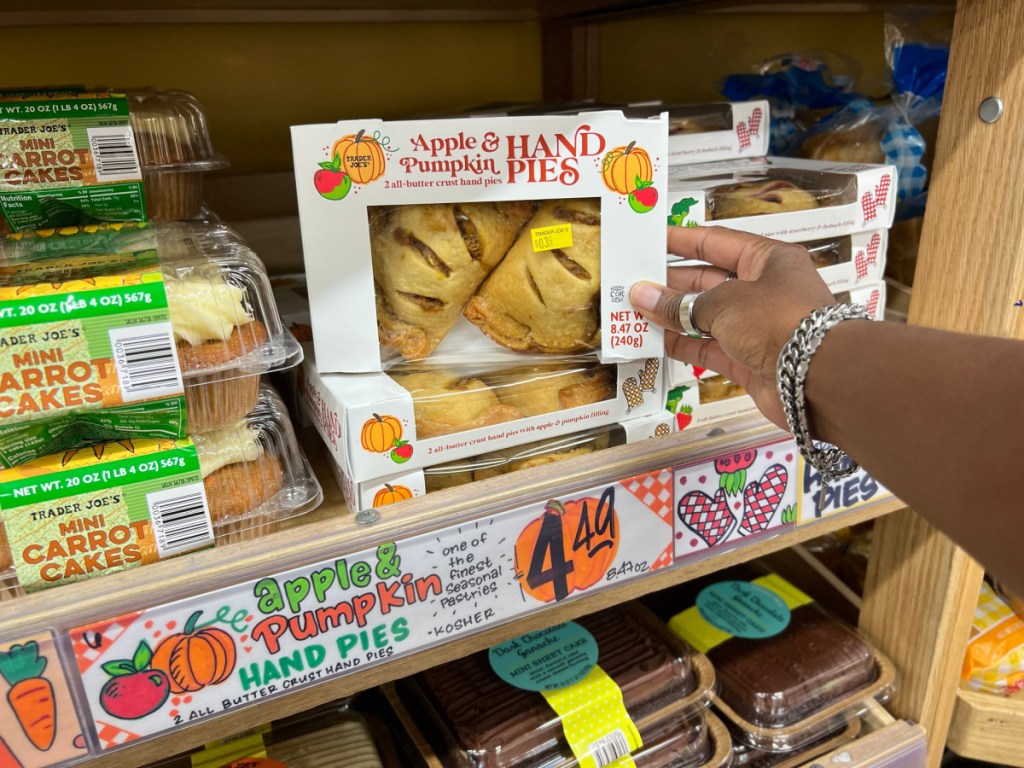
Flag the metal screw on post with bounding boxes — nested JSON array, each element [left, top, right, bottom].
[[979, 97, 1004, 123]]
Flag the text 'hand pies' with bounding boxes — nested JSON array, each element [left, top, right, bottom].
[[371, 201, 535, 361], [463, 198, 602, 354]]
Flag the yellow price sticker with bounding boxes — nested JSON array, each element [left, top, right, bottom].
[[531, 223, 573, 252]]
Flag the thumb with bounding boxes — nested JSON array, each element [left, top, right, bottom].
[[630, 280, 731, 337]]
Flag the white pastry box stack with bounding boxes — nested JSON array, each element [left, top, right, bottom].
[[290, 110, 671, 513]]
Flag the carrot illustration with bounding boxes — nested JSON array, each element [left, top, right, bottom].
[[0, 736, 24, 767], [0, 642, 55, 751]]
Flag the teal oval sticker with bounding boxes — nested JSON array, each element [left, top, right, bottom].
[[696, 581, 791, 639], [488, 622, 598, 691]]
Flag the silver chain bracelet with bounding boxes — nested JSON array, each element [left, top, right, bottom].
[[776, 303, 870, 481]]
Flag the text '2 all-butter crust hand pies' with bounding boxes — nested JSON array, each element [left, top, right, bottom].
[[464, 198, 602, 355], [371, 201, 535, 361]]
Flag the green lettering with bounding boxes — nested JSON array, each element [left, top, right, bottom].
[[373, 623, 388, 648], [262, 661, 282, 683], [279, 650, 304, 677], [254, 578, 284, 614], [311, 567, 335, 602], [375, 542, 401, 578], [337, 634, 358, 659], [350, 561, 372, 588], [284, 577, 310, 613], [304, 644, 326, 667], [238, 663, 261, 691], [392, 617, 410, 643]]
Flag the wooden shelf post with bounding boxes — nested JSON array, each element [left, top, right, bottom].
[[859, 1, 1024, 764]]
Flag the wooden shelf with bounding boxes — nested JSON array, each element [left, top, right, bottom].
[[0, 0, 955, 26], [947, 689, 1024, 767]]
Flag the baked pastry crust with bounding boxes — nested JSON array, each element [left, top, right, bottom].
[[390, 370, 522, 439], [372, 202, 535, 360], [801, 126, 886, 164], [473, 432, 610, 482], [463, 199, 602, 354], [487, 364, 615, 417], [710, 179, 819, 219]]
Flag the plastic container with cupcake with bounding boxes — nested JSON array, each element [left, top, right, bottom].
[[329, 414, 675, 515], [0, 88, 224, 233], [0, 222, 302, 467], [666, 157, 897, 240], [383, 603, 716, 768], [644, 563, 897, 755], [0, 383, 322, 596]]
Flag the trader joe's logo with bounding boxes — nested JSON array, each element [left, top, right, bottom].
[[314, 129, 391, 200]]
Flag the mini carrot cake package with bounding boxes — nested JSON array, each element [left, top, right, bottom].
[[0, 384, 322, 593], [290, 112, 668, 373], [299, 345, 665, 484], [0, 222, 302, 467], [666, 157, 897, 240]]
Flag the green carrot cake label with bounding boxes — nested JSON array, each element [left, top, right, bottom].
[[0, 437, 212, 590], [0, 93, 146, 231], [0, 254, 187, 467]]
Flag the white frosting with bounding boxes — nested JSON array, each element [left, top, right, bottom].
[[165, 275, 253, 345], [194, 420, 263, 478]]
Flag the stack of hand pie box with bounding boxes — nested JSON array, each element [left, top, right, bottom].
[[646, 101, 897, 433], [291, 111, 676, 514], [0, 89, 320, 597]]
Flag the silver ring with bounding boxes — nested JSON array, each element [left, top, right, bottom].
[[679, 291, 713, 339], [725, 271, 738, 281]]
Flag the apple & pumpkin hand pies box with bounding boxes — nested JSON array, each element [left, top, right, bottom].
[[0, 384, 322, 594], [299, 344, 665, 484], [329, 414, 676, 514], [666, 156, 897, 240], [290, 111, 668, 373], [0, 221, 302, 467]]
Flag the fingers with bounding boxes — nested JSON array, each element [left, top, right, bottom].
[[666, 263, 731, 294], [629, 281, 689, 334], [665, 331, 740, 381], [666, 226, 778, 277]]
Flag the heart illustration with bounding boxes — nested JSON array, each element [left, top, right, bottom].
[[739, 464, 788, 534], [854, 250, 868, 279], [679, 487, 736, 547], [736, 121, 752, 149], [861, 191, 877, 222], [867, 232, 881, 264], [748, 107, 763, 135], [875, 174, 892, 207], [866, 289, 881, 318]]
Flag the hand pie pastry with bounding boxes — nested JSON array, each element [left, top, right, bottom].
[[487, 364, 615, 417], [372, 202, 535, 361], [390, 369, 522, 439], [464, 199, 602, 354], [473, 431, 611, 482], [698, 375, 746, 403], [710, 179, 818, 219]]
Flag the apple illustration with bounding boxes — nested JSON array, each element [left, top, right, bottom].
[[629, 180, 658, 213], [99, 641, 170, 720], [390, 439, 413, 464], [314, 152, 352, 200]]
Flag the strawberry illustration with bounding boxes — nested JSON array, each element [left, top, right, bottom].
[[675, 405, 693, 431], [739, 464, 788, 534], [715, 449, 757, 496], [678, 488, 735, 548], [691, 366, 706, 379]]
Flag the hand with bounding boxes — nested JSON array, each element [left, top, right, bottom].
[[630, 227, 836, 429]]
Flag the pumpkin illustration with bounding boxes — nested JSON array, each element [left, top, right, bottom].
[[151, 610, 237, 694], [372, 483, 414, 508], [331, 129, 387, 184], [600, 141, 653, 195], [514, 497, 619, 603], [361, 413, 403, 453]]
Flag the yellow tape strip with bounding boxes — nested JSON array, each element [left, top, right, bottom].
[[191, 727, 268, 768], [668, 574, 814, 654], [540, 665, 642, 768]]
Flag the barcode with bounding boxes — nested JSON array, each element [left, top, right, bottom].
[[589, 729, 632, 767], [147, 484, 214, 559], [86, 126, 142, 182], [109, 322, 184, 402]]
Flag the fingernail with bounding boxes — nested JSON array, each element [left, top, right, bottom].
[[630, 281, 662, 312]]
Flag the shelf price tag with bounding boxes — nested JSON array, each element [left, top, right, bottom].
[[66, 470, 674, 750]]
